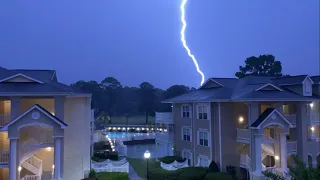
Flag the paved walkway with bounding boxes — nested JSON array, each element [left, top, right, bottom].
[[129, 164, 142, 180]]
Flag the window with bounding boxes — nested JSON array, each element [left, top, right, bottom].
[[197, 105, 208, 120], [182, 127, 191, 142], [181, 105, 191, 118], [182, 150, 192, 165], [199, 131, 209, 146], [198, 156, 210, 167]]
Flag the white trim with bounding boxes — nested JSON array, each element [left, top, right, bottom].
[[181, 104, 191, 118], [208, 102, 212, 161], [197, 129, 210, 147], [197, 155, 210, 167], [0, 73, 44, 84], [255, 83, 283, 91], [181, 126, 192, 142], [200, 78, 225, 89], [250, 109, 293, 129], [2, 105, 67, 130], [302, 76, 315, 84], [196, 103, 210, 120], [182, 149, 193, 165]]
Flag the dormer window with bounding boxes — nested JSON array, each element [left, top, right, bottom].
[[302, 76, 314, 96]]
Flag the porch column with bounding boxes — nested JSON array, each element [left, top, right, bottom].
[[280, 133, 287, 170], [308, 104, 313, 140], [253, 134, 262, 175], [54, 137, 62, 180], [9, 138, 17, 180]]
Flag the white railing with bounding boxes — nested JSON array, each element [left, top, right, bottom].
[[160, 159, 189, 171], [92, 159, 129, 173], [312, 112, 320, 124], [263, 135, 274, 142], [240, 154, 250, 168], [287, 141, 297, 153], [21, 175, 41, 180], [155, 112, 173, 124], [236, 129, 250, 141], [0, 114, 10, 127], [0, 150, 9, 163], [156, 132, 174, 143], [261, 144, 275, 155], [284, 114, 296, 126], [23, 156, 43, 175]]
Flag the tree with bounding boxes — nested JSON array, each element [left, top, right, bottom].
[[235, 54, 282, 78], [96, 111, 110, 126], [100, 77, 122, 116], [165, 85, 190, 99], [139, 82, 156, 124]]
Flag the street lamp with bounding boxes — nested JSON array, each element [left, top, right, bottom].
[[144, 149, 151, 180]]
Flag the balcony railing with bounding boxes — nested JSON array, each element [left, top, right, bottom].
[[0, 150, 9, 163], [284, 114, 296, 126], [156, 132, 174, 143], [155, 112, 173, 124], [0, 114, 10, 127], [287, 141, 297, 153], [236, 129, 250, 142]]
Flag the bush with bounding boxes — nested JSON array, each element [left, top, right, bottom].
[[208, 161, 220, 173], [205, 172, 233, 180], [94, 141, 109, 150], [99, 172, 128, 180], [89, 169, 97, 179], [226, 165, 237, 179], [178, 167, 208, 180], [159, 156, 185, 164], [107, 151, 119, 160]]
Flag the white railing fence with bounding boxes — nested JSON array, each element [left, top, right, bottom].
[[20, 175, 41, 180], [160, 159, 189, 171], [0, 114, 10, 127], [92, 158, 129, 173], [240, 154, 250, 168], [22, 155, 43, 176], [0, 150, 9, 163], [261, 144, 275, 155]]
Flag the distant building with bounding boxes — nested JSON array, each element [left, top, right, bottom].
[[0, 67, 92, 180], [163, 75, 320, 179]]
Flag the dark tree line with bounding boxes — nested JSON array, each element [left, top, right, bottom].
[[71, 77, 193, 121]]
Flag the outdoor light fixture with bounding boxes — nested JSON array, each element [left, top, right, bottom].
[[144, 149, 151, 180], [52, 165, 55, 169], [118, 127, 121, 130], [122, 127, 125, 130], [18, 166, 22, 172], [137, 128, 140, 131], [311, 126, 315, 131], [239, 116, 244, 123], [46, 147, 52, 151], [275, 156, 279, 160], [113, 127, 116, 130], [127, 128, 130, 130], [310, 103, 314, 108], [108, 127, 111, 130], [142, 128, 145, 130]]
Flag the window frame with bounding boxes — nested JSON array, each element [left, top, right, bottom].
[[197, 104, 209, 120], [197, 129, 210, 147], [181, 104, 191, 118], [182, 127, 192, 142]]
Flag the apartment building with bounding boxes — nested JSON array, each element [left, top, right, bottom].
[[163, 75, 320, 179], [0, 67, 92, 180]]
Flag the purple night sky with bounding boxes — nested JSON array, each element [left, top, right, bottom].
[[0, 0, 319, 88]]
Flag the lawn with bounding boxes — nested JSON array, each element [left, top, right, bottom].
[[127, 158, 160, 179], [99, 172, 128, 180], [109, 115, 155, 125]]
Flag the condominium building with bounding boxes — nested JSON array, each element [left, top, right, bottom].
[[163, 75, 320, 179], [0, 67, 92, 180]]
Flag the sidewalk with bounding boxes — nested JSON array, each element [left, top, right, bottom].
[[129, 164, 142, 180]]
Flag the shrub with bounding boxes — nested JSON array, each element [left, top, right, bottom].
[[159, 156, 185, 164], [89, 169, 97, 179], [178, 167, 208, 180], [226, 165, 237, 179], [205, 172, 232, 180], [148, 169, 181, 180], [99, 172, 128, 180], [107, 151, 119, 160], [208, 161, 220, 173]]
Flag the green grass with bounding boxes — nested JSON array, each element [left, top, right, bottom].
[[109, 115, 155, 125], [127, 158, 160, 179], [99, 172, 128, 180]]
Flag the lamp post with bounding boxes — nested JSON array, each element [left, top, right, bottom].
[[144, 149, 151, 180]]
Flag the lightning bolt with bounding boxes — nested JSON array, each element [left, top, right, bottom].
[[180, 0, 205, 86]]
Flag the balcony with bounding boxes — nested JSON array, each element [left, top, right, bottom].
[[156, 132, 174, 143], [0, 114, 10, 127], [155, 112, 173, 124], [287, 141, 297, 154], [0, 150, 9, 164], [312, 112, 320, 125], [284, 114, 296, 126]]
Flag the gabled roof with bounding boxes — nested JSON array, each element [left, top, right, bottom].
[[271, 75, 313, 86], [1, 104, 67, 130], [0, 73, 44, 83], [250, 108, 292, 129], [255, 83, 283, 91]]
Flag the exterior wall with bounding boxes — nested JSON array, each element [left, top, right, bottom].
[[0, 101, 4, 114], [0, 132, 9, 150], [173, 103, 192, 157], [34, 148, 54, 172], [5, 76, 35, 83], [0, 168, 9, 180], [20, 98, 54, 114], [63, 97, 91, 180]]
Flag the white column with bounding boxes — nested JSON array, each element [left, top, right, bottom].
[[9, 138, 17, 180], [308, 105, 313, 140], [54, 137, 62, 180], [254, 135, 262, 175], [280, 134, 287, 170]]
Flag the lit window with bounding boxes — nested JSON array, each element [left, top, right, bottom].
[[197, 105, 208, 120], [182, 128, 191, 142], [199, 131, 209, 146], [181, 105, 191, 118]]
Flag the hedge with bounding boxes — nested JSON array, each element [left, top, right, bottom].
[[99, 172, 128, 180], [204, 172, 232, 180], [159, 156, 185, 164], [148, 167, 208, 180]]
